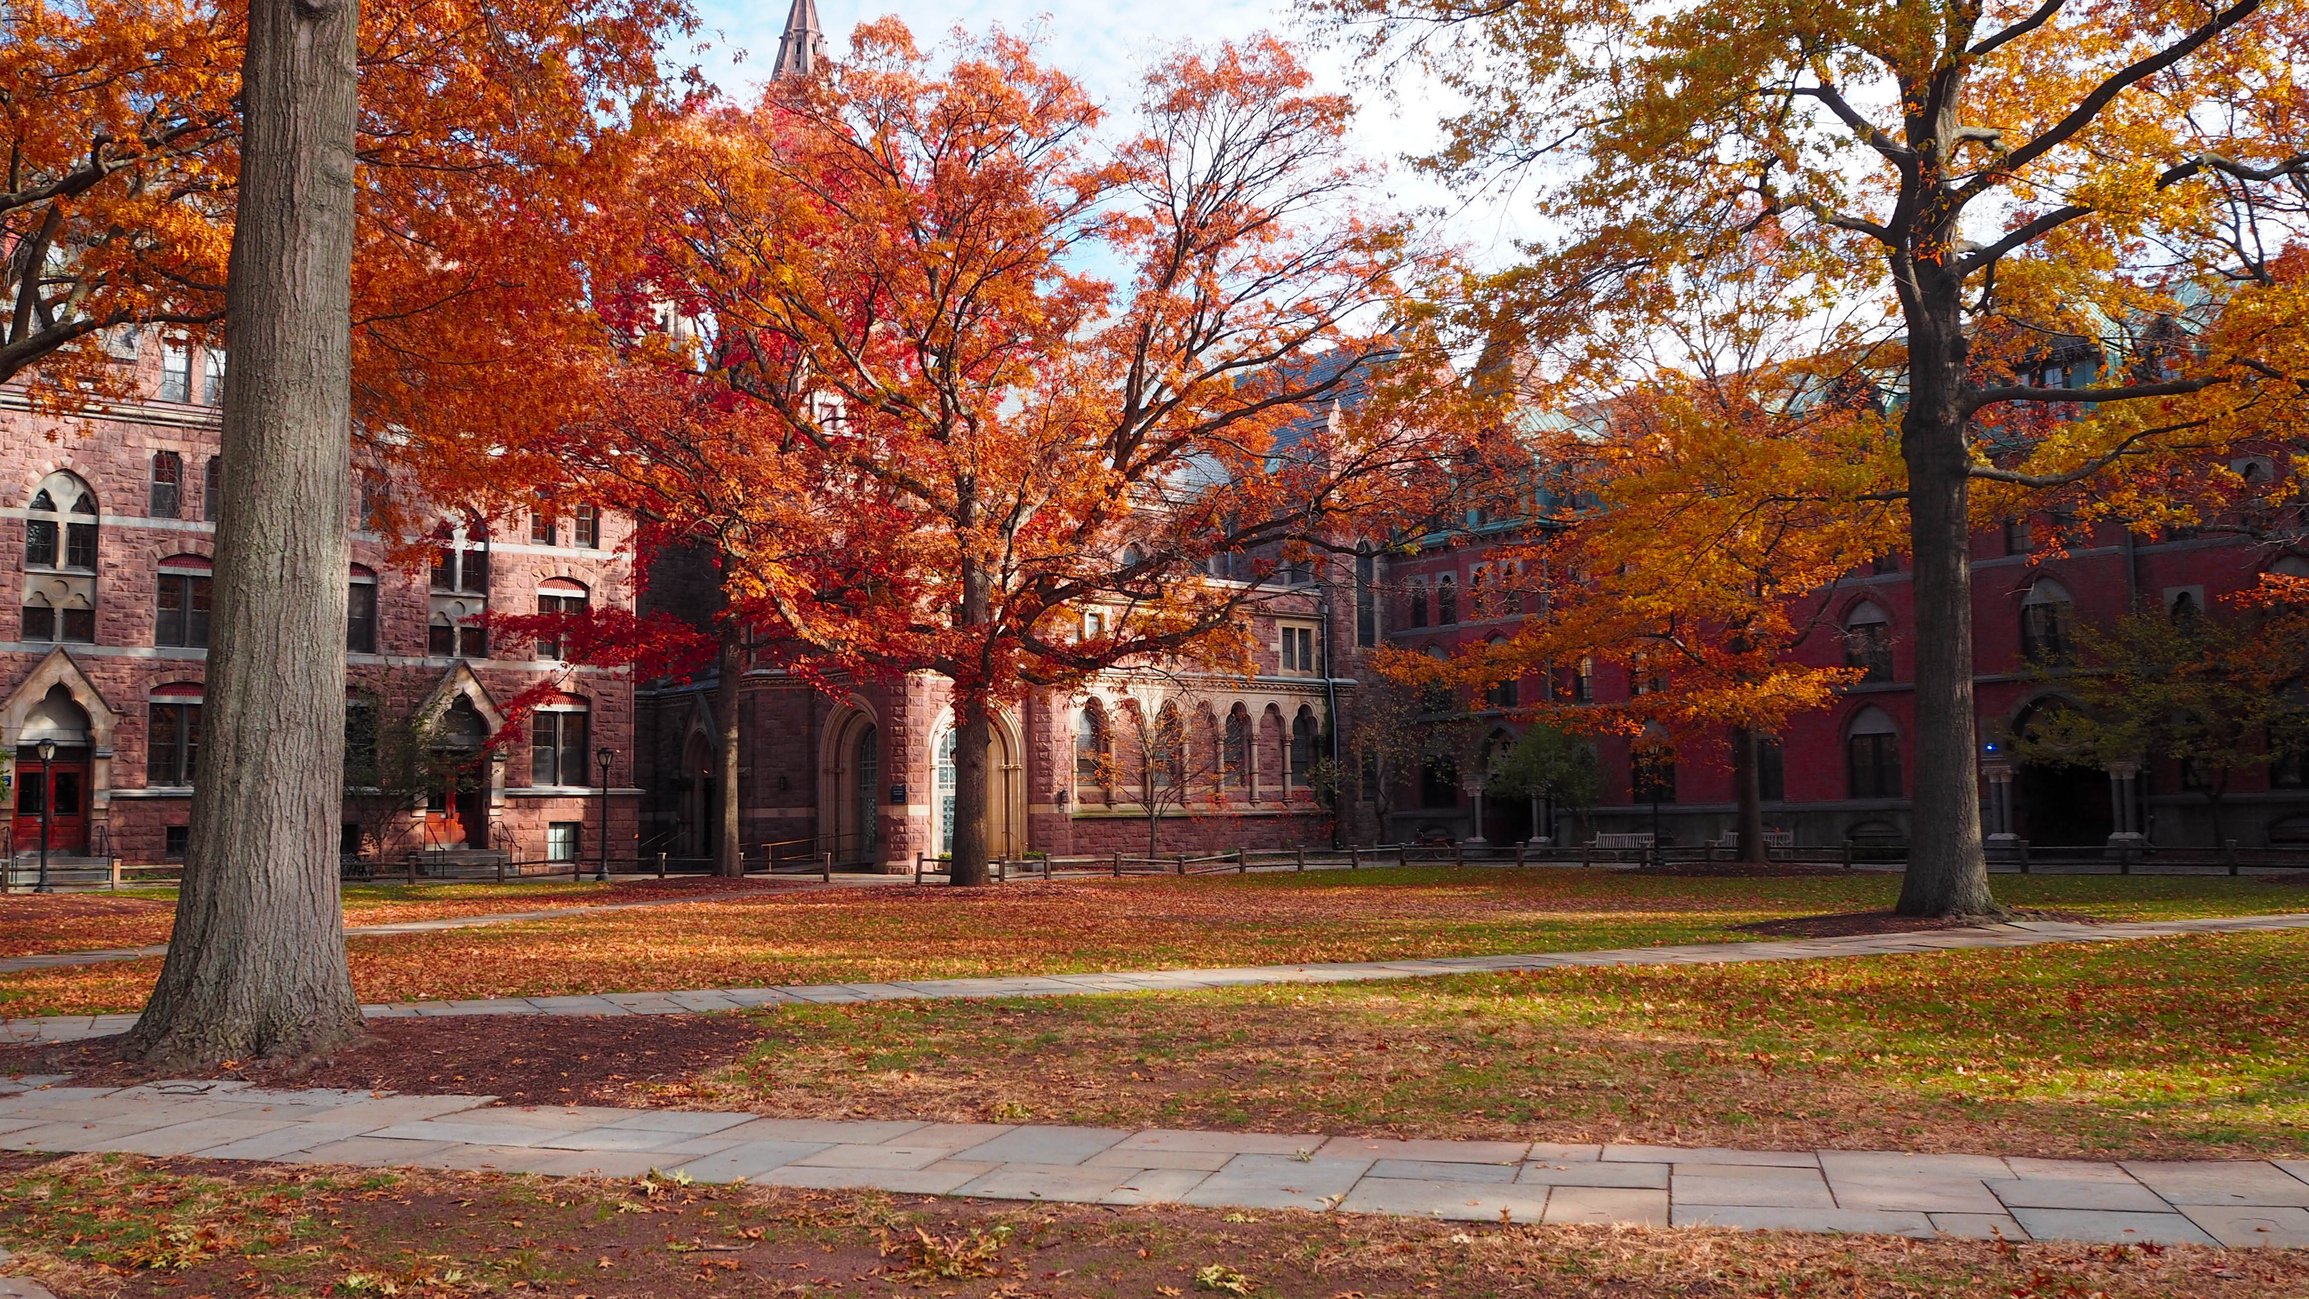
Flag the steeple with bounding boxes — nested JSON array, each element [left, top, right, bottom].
[[773, 0, 826, 79]]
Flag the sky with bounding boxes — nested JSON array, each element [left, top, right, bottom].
[[685, 0, 1545, 269]]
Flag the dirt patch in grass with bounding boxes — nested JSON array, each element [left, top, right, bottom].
[[4, 1153, 2300, 1299], [0, 1013, 768, 1106], [1735, 907, 2103, 938]]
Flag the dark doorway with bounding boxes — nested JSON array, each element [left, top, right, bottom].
[[2017, 760, 2112, 847]]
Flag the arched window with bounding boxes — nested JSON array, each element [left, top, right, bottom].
[[536, 577, 590, 660], [1484, 639, 1517, 709], [2168, 588, 2202, 624], [1075, 700, 1108, 797], [1222, 705, 1251, 792], [1406, 579, 1428, 629], [1436, 573, 1459, 625], [2021, 579, 2075, 661], [1289, 706, 1318, 785], [1155, 702, 1184, 791], [1120, 542, 1145, 568], [347, 565, 379, 653], [154, 554, 213, 648], [147, 682, 203, 787], [1843, 601, 1893, 683], [1846, 706, 1903, 799], [1468, 567, 1489, 619], [150, 451, 183, 518], [530, 696, 592, 787], [22, 472, 98, 643], [1573, 657, 1595, 703]]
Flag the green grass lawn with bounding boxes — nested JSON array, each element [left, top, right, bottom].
[[688, 928, 2309, 1161]]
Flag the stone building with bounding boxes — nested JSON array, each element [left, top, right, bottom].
[[1, 330, 639, 869]]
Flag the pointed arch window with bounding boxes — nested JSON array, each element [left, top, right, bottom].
[[1222, 705, 1252, 793], [1289, 706, 1318, 785], [1435, 573, 1459, 625], [1075, 700, 1109, 798], [1846, 707, 1903, 799], [23, 473, 98, 643], [1406, 579, 1428, 629], [1155, 702, 1185, 791]]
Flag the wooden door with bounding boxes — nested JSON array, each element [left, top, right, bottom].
[[12, 750, 90, 855]]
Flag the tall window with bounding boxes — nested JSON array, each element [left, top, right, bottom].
[[1353, 546, 1376, 647], [1843, 602, 1893, 683], [347, 566, 379, 653], [536, 579, 589, 659], [429, 518, 490, 657], [22, 473, 98, 643], [1846, 707, 1903, 799], [1406, 580, 1429, 628], [154, 556, 213, 648], [203, 456, 221, 522], [147, 688, 203, 786], [2002, 518, 2032, 555], [573, 504, 601, 548], [1074, 701, 1108, 797], [159, 344, 192, 402], [1757, 738, 1785, 802], [1436, 574, 1458, 624], [2020, 579, 2075, 661], [1467, 567, 1489, 619], [530, 507, 557, 545], [202, 349, 226, 406], [531, 705, 591, 786], [1289, 707, 1318, 785], [1223, 706, 1250, 791], [1631, 738, 1676, 804], [150, 451, 183, 517], [1573, 657, 1595, 704], [344, 697, 379, 782], [1154, 703, 1185, 791]]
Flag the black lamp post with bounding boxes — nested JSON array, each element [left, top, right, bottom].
[[595, 746, 615, 881], [35, 737, 57, 894]]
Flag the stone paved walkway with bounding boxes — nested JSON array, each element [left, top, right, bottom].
[[8, 911, 2307, 1046], [2, 1076, 2305, 1247]]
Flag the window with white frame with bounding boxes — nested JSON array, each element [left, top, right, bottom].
[[536, 578, 589, 659], [547, 821, 583, 862], [531, 704, 592, 787]]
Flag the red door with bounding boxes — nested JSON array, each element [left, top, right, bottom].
[[12, 751, 90, 855]]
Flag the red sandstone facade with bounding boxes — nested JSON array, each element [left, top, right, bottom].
[[2, 332, 639, 869]]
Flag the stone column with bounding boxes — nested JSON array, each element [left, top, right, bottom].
[[2106, 760, 2147, 852], [1983, 762, 2018, 852]]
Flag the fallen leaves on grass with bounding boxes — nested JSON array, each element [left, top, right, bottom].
[[9, 869, 2306, 1016], [692, 931, 2309, 1160]]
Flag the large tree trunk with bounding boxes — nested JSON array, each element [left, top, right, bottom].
[[128, 0, 362, 1067], [1894, 270, 1999, 917], [1730, 726, 1767, 864], [714, 620, 745, 876], [949, 693, 993, 885]]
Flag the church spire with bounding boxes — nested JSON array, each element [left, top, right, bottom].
[[773, 0, 826, 79]]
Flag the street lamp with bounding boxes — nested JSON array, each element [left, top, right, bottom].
[[595, 746, 615, 882], [34, 737, 57, 894]]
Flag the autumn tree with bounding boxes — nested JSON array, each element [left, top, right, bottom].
[[630, 25, 1481, 885], [2, 0, 695, 472], [1327, 0, 2309, 914], [1088, 676, 1237, 861], [126, 0, 363, 1067]]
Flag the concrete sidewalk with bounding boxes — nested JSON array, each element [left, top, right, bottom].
[[2, 1075, 2304, 1247], [8, 910, 2308, 1045]]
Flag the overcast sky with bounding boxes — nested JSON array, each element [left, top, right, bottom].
[[685, 0, 1543, 269]]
